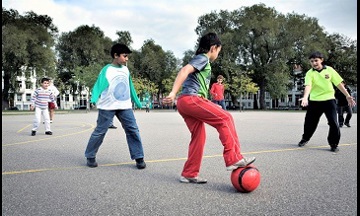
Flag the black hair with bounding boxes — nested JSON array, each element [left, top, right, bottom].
[[41, 77, 50, 83], [110, 43, 132, 58], [309, 51, 324, 59], [195, 32, 222, 55]]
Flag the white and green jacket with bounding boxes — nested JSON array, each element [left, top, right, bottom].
[[90, 64, 142, 109]]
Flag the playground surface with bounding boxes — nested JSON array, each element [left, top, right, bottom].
[[2, 110, 357, 215]]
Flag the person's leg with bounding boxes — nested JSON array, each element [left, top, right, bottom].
[[177, 96, 245, 168], [178, 113, 206, 178], [85, 110, 114, 159], [220, 100, 226, 110], [337, 106, 344, 127], [31, 107, 42, 134], [324, 100, 340, 150], [301, 101, 323, 142], [49, 108, 54, 122], [116, 109, 144, 160], [43, 109, 51, 133], [344, 105, 352, 126]]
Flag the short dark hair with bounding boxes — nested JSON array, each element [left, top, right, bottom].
[[217, 75, 224, 80], [110, 43, 132, 58], [41, 77, 50, 83], [309, 51, 324, 59], [196, 32, 222, 55]]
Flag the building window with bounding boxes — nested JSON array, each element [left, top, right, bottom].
[[65, 94, 70, 102], [17, 94, 22, 102], [18, 81, 23, 89], [26, 94, 31, 101], [26, 82, 32, 89]]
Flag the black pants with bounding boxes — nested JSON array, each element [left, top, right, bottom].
[[302, 99, 340, 146], [337, 105, 352, 125]]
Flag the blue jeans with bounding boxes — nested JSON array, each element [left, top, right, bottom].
[[212, 100, 226, 110], [85, 109, 144, 160]]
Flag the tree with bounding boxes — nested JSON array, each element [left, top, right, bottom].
[[55, 24, 112, 108], [326, 34, 357, 86], [2, 8, 58, 109]]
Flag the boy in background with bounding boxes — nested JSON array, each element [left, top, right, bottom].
[[30, 77, 57, 136]]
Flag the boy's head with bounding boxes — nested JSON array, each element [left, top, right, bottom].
[[40, 77, 50, 89], [308, 51, 324, 59], [110, 44, 132, 58], [41, 77, 50, 83], [217, 75, 224, 82], [196, 32, 222, 61], [309, 51, 324, 70]]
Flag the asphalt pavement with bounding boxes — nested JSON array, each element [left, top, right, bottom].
[[2, 110, 357, 216]]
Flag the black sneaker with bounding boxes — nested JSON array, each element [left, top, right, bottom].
[[135, 158, 146, 169], [330, 146, 339, 152], [344, 123, 351, 127], [298, 139, 308, 147], [108, 125, 117, 129], [31, 130, 36, 136], [45, 131, 53, 135], [87, 158, 98, 167]]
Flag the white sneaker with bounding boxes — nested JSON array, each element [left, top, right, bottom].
[[226, 157, 256, 171], [179, 176, 207, 184]]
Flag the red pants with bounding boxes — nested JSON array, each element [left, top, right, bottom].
[[177, 95, 243, 178]]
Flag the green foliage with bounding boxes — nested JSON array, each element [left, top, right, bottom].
[[2, 7, 58, 108], [2, 4, 357, 110]]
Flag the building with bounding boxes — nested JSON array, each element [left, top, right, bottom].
[[9, 69, 89, 110]]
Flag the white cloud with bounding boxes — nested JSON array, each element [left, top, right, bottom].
[[3, 0, 357, 58]]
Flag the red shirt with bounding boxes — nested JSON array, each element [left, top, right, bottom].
[[210, 83, 224, 100]]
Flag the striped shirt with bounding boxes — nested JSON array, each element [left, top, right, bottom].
[[31, 87, 56, 109]]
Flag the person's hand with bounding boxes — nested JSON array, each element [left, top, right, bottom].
[[162, 92, 176, 105], [346, 96, 356, 107], [299, 98, 308, 107]]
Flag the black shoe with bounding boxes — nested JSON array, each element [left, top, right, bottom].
[[330, 146, 339, 152], [45, 131, 53, 135], [298, 139, 308, 147], [31, 130, 36, 136], [135, 158, 146, 169], [87, 158, 98, 167], [344, 123, 351, 127], [108, 125, 117, 129]]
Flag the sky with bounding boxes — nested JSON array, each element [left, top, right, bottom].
[[3, 0, 357, 59]]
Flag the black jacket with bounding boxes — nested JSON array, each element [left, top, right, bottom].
[[335, 85, 351, 106]]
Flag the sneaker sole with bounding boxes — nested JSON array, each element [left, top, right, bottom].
[[179, 177, 207, 184], [226, 158, 256, 171]]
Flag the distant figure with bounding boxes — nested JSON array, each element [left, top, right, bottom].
[[145, 103, 150, 112], [335, 81, 352, 127], [30, 77, 57, 136], [210, 75, 226, 110], [48, 79, 59, 123]]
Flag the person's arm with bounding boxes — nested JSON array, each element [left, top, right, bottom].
[[163, 64, 195, 104], [53, 86, 60, 97], [299, 85, 311, 107], [30, 90, 37, 110], [336, 83, 356, 107]]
